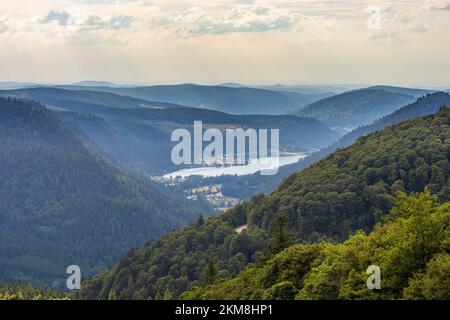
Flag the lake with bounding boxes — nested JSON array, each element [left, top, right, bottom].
[[163, 155, 306, 179]]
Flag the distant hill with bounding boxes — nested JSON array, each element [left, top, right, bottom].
[[368, 85, 433, 97], [56, 107, 340, 176], [217, 83, 335, 109], [0, 98, 205, 287], [0, 87, 340, 175], [79, 108, 450, 300], [213, 92, 450, 200], [0, 82, 39, 90], [270, 90, 334, 109], [326, 91, 450, 153], [51, 84, 300, 115], [72, 81, 116, 87], [258, 84, 366, 95], [294, 86, 432, 132], [0, 87, 185, 110]]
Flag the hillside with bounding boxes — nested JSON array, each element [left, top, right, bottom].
[[58, 109, 339, 176], [182, 192, 450, 300], [79, 108, 450, 300], [326, 92, 450, 153], [52, 84, 299, 115], [0, 283, 68, 300], [201, 92, 450, 201], [0, 98, 205, 287], [0, 87, 184, 110], [294, 87, 427, 132], [0, 87, 340, 176]]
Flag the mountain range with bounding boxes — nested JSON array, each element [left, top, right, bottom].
[[193, 92, 450, 201], [79, 108, 450, 300], [0, 98, 209, 287], [294, 86, 433, 132], [0, 87, 341, 176]]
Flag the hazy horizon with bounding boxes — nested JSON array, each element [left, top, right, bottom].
[[1, 0, 450, 87], [0, 81, 448, 91]]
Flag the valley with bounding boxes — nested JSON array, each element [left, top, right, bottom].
[[0, 82, 449, 301], [2, 0, 450, 305]]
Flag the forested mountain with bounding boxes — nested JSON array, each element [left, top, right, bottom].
[[0, 87, 184, 110], [0, 98, 206, 287], [294, 86, 430, 132], [368, 85, 432, 97], [0, 82, 38, 90], [218, 83, 335, 109], [51, 84, 300, 115], [273, 90, 334, 109], [0, 87, 340, 176], [326, 92, 450, 153], [197, 92, 450, 201], [0, 283, 68, 300], [72, 81, 116, 87], [257, 84, 365, 95], [182, 192, 450, 300], [79, 108, 450, 300]]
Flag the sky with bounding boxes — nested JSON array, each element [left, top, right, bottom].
[[0, 0, 450, 87]]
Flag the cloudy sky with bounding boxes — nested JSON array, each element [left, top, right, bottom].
[[0, 0, 449, 86]]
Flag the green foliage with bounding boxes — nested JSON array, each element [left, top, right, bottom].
[[0, 283, 68, 300], [264, 281, 297, 300], [403, 253, 450, 299], [182, 192, 450, 300], [250, 108, 450, 242], [266, 214, 296, 256], [201, 261, 218, 286], [0, 98, 204, 287], [79, 200, 266, 300], [81, 109, 450, 300]]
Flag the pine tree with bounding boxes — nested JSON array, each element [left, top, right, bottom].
[[197, 214, 205, 226], [108, 289, 118, 300], [201, 261, 218, 285], [163, 288, 173, 300], [267, 214, 296, 256]]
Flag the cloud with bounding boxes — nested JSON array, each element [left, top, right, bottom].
[[36, 9, 135, 45], [152, 5, 303, 36], [366, 4, 428, 40], [39, 9, 134, 31], [74, 0, 146, 4], [0, 17, 7, 33], [40, 10, 71, 26], [429, 0, 450, 10], [82, 14, 134, 30]]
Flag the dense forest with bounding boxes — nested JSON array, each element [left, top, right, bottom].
[[0, 283, 68, 300], [52, 84, 300, 115], [1, 87, 341, 176], [0, 98, 206, 287], [205, 92, 450, 201], [294, 87, 422, 131], [327, 92, 450, 153], [182, 191, 450, 299], [79, 108, 450, 300]]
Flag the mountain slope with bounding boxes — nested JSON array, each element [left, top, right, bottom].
[[52, 84, 299, 115], [201, 92, 450, 201], [182, 192, 450, 300], [0, 98, 204, 287], [1, 87, 341, 175], [368, 85, 432, 97], [79, 108, 450, 300], [326, 92, 450, 153], [257, 108, 450, 240], [294, 87, 428, 131], [0, 87, 184, 110]]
